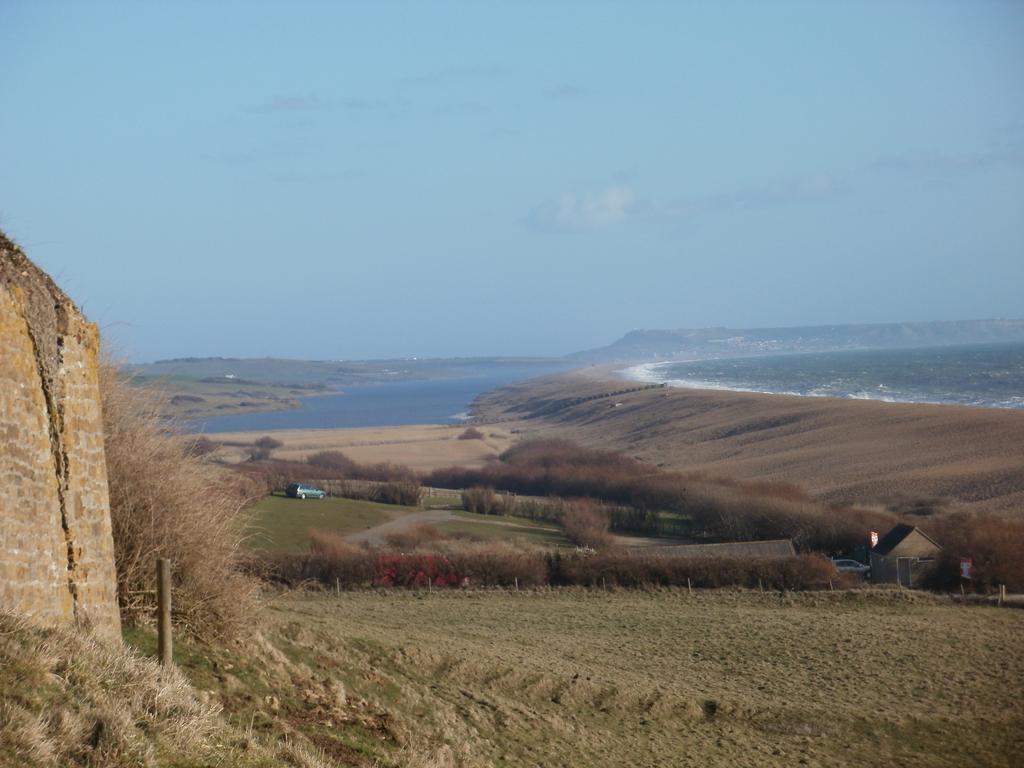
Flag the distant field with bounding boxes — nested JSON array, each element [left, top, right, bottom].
[[268, 589, 1024, 767], [132, 374, 314, 420], [201, 423, 515, 471], [247, 494, 420, 552]]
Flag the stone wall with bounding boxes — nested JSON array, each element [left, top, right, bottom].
[[0, 231, 120, 636]]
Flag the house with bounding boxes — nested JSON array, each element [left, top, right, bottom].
[[869, 524, 941, 587]]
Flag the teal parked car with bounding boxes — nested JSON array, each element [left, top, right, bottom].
[[285, 483, 327, 499]]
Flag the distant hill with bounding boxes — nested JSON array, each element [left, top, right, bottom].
[[570, 319, 1024, 362], [129, 356, 567, 387]]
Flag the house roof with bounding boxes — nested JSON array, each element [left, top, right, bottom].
[[873, 524, 940, 556], [634, 539, 796, 559]]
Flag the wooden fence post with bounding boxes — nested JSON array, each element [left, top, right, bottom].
[[156, 558, 172, 667]]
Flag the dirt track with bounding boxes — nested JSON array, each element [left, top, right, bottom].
[[344, 508, 455, 545]]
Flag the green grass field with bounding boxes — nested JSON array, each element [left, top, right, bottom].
[[421, 488, 463, 508], [247, 493, 573, 552], [246, 494, 421, 553]]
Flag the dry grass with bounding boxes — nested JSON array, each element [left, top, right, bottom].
[[100, 363, 257, 642], [263, 589, 1024, 768], [200, 424, 515, 472], [0, 613, 331, 768]]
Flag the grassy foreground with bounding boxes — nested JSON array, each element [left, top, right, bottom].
[[10, 589, 1019, 767], [260, 589, 1023, 768]]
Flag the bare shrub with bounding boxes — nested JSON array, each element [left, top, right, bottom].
[[925, 513, 1024, 592], [507, 497, 565, 524], [271, 535, 547, 589], [235, 458, 422, 505], [439, 541, 548, 587], [183, 435, 219, 457], [561, 500, 613, 549], [259, 530, 377, 587], [371, 481, 423, 507], [100, 363, 256, 641], [249, 435, 283, 461], [385, 524, 446, 550], [458, 427, 485, 441], [305, 531, 377, 585], [556, 551, 836, 590], [427, 438, 897, 553], [267, 538, 834, 592], [306, 450, 357, 474], [462, 486, 510, 515]]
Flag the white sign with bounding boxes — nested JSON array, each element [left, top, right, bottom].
[[960, 558, 972, 579], [870, 531, 879, 548]]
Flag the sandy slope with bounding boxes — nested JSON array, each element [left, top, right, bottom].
[[473, 371, 1024, 515]]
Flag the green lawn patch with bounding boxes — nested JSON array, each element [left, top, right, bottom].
[[246, 494, 421, 553]]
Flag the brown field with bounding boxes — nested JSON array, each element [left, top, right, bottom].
[[258, 589, 1024, 767], [200, 424, 516, 472], [474, 371, 1024, 515]]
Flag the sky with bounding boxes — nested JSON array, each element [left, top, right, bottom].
[[1, 1, 1022, 362]]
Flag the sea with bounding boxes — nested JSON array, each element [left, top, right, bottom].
[[621, 342, 1024, 410], [191, 364, 570, 433]]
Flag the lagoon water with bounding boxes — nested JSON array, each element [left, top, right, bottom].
[[192, 365, 568, 433], [623, 342, 1024, 410]]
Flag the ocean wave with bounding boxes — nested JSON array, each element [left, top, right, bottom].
[[619, 365, 1024, 409], [616, 361, 680, 383]]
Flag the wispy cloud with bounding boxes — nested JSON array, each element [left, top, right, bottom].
[[545, 83, 586, 101], [436, 101, 490, 116], [526, 185, 636, 233], [247, 94, 392, 114], [247, 94, 328, 113], [203, 149, 256, 166], [671, 174, 845, 218], [398, 64, 502, 90], [341, 97, 388, 111], [869, 149, 1024, 176]]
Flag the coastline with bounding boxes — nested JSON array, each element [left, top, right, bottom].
[[472, 369, 1024, 516], [615, 347, 1024, 410]]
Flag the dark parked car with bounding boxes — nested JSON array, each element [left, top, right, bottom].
[[285, 483, 327, 499]]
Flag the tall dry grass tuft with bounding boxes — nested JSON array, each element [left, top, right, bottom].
[[0, 612, 332, 768], [0, 612, 222, 767], [100, 363, 257, 642]]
